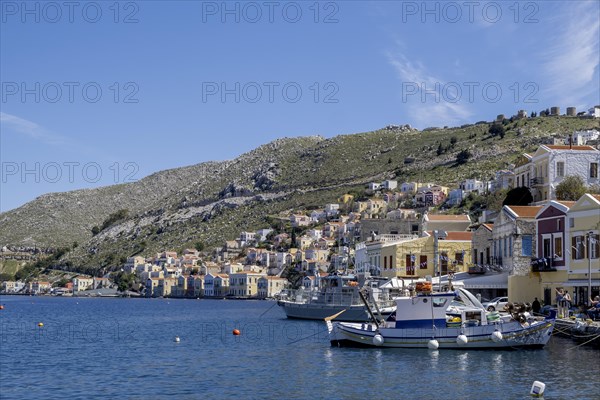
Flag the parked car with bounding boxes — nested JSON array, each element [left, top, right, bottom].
[[482, 296, 509, 311]]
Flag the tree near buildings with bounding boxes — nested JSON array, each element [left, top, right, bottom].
[[555, 176, 586, 201], [503, 187, 533, 206]]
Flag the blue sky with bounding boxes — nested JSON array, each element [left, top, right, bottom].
[[1, 0, 599, 212]]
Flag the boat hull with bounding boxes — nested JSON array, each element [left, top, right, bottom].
[[328, 319, 555, 349], [278, 301, 372, 321]]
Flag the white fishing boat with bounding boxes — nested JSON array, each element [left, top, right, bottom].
[[277, 273, 396, 322], [326, 283, 555, 349]]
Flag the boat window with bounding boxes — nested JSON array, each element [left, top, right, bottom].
[[432, 298, 447, 307]]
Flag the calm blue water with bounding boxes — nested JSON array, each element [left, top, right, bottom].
[[0, 296, 598, 400]]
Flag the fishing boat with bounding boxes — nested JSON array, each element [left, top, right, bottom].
[[277, 273, 397, 322], [326, 282, 555, 349]]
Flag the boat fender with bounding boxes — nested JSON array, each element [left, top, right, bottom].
[[427, 339, 439, 350], [530, 381, 545, 397], [373, 334, 384, 346], [491, 331, 503, 342], [456, 334, 468, 345]]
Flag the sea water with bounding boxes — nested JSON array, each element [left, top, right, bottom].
[[0, 296, 597, 399]]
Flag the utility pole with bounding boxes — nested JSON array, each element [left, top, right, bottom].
[[588, 231, 593, 305]]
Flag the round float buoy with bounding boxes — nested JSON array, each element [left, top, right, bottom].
[[38, 322, 44, 327], [373, 334, 384, 346], [174, 336, 180, 343], [232, 329, 241, 336], [491, 331, 503, 342], [0, 305, 4, 310], [428, 339, 439, 350], [456, 334, 468, 345]]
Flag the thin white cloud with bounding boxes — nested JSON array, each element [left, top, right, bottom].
[[386, 51, 473, 128], [0, 112, 63, 144], [539, 1, 600, 106]]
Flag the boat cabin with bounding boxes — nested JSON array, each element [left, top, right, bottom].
[[388, 288, 489, 329]]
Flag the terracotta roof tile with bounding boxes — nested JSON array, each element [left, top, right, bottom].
[[507, 205, 543, 218], [443, 231, 473, 241], [546, 145, 597, 151], [426, 214, 470, 221]]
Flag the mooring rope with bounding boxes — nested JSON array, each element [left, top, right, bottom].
[[567, 333, 600, 350]]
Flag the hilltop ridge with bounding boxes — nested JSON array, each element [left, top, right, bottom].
[[0, 115, 597, 271]]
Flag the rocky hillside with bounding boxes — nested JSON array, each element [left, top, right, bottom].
[[0, 115, 597, 272]]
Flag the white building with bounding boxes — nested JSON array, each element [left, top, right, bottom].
[[526, 144, 600, 202], [567, 130, 600, 146], [382, 180, 398, 190], [367, 182, 381, 191], [73, 276, 93, 292], [240, 231, 257, 245], [492, 170, 515, 191], [460, 179, 485, 194], [256, 229, 273, 242], [588, 106, 600, 118]]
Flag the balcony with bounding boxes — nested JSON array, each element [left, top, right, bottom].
[[530, 177, 545, 186], [531, 257, 557, 272]]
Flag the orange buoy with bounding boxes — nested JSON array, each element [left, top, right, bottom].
[[0, 305, 4, 310], [38, 322, 44, 327], [232, 329, 241, 336]]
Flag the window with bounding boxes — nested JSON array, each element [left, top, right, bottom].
[[569, 218, 574, 228], [591, 163, 599, 178], [419, 255, 428, 269], [522, 235, 532, 257], [591, 234, 600, 259], [543, 237, 551, 258], [455, 252, 464, 265], [556, 162, 564, 177], [572, 236, 585, 260], [503, 237, 508, 257], [554, 236, 563, 259]]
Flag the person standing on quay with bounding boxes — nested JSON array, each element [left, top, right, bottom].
[[563, 291, 572, 317], [532, 297, 541, 315], [555, 288, 565, 318]]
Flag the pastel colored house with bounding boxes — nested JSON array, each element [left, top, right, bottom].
[[471, 223, 493, 269], [257, 276, 287, 298], [229, 272, 265, 297], [565, 194, 600, 303], [213, 274, 230, 297]]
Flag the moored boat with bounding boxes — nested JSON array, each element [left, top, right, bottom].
[[277, 273, 396, 322], [327, 284, 555, 349]]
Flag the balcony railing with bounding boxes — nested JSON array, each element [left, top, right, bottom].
[[530, 177, 545, 186], [531, 257, 557, 272]]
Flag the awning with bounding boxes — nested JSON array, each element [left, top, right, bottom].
[[433, 271, 509, 289], [557, 280, 600, 287]]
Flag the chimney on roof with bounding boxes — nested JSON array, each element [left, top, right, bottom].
[[569, 134, 573, 149]]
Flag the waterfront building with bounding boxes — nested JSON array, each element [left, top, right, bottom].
[[257, 276, 287, 298]]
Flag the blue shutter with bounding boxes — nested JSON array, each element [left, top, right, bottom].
[[522, 235, 532, 257]]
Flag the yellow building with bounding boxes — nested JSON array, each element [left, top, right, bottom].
[[566, 194, 600, 303], [338, 194, 354, 204], [375, 232, 472, 279], [229, 272, 265, 297], [257, 276, 288, 298]]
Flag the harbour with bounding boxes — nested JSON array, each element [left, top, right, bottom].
[[1, 295, 598, 400]]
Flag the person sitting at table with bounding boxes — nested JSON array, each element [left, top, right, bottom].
[[587, 296, 600, 320]]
